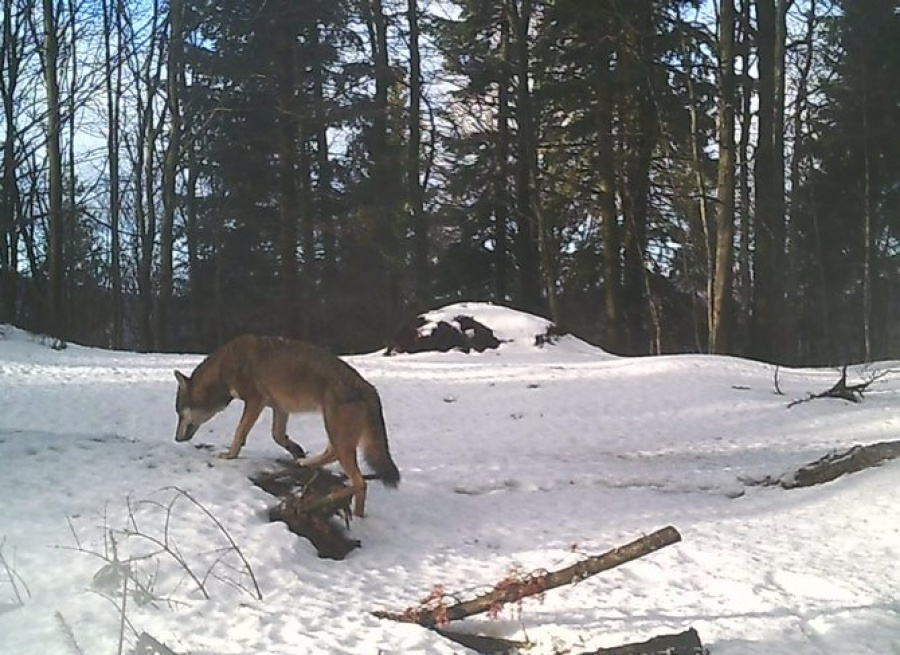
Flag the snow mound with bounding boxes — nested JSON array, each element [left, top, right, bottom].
[[0, 324, 73, 358], [385, 302, 612, 358], [0, 324, 57, 345]]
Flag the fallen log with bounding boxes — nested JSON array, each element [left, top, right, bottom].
[[373, 526, 681, 627], [431, 625, 704, 655], [776, 440, 900, 489], [250, 464, 360, 560], [434, 627, 528, 654], [583, 627, 704, 655]]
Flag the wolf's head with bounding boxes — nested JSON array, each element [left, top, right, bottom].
[[173, 370, 228, 442]]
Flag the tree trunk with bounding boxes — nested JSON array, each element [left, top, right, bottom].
[[364, 0, 401, 330], [516, 0, 559, 325], [524, 46, 558, 321], [43, 0, 65, 338], [596, 35, 622, 349], [620, 1, 656, 353], [862, 88, 876, 362], [21, 185, 45, 295], [772, 0, 789, 357], [133, 0, 164, 351], [274, 0, 301, 339], [737, 0, 753, 351], [158, 0, 183, 350], [144, 108, 162, 347], [773, 0, 788, 249], [185, 140, 202, 348], [311, 21, 336, 291], [711, 0, 736, 354], [786, 0, 816, 364], [65, 0, 77, 337], [511, 0, 542, 314], [407, 0, 427, 306], [0, 0, 23, 324], [751, 0, 783, 363], [685, 57, 714, 349], [103, 0, 123, 348], [494, 2, 511, 303], [299, 122, 315, 341]]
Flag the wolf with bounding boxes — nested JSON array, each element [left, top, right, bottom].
[[173, 334, 400, 517]]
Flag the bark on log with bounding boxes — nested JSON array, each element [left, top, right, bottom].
[[744, 440, 900, 490], [779, 440, 900, 489], [434, 628, 528, 654], [250, 464, 360, 560], [373, 526, 681, 627], [584, 627, 704, 655], [432, 626, 703, 655]]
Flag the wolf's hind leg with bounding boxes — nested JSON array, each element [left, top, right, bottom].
[[271, 408, 305, 458], [336, 437, 367, 518], [321, 400, 369, 517]]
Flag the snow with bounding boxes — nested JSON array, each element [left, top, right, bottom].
[[0, 304, 898, 654]]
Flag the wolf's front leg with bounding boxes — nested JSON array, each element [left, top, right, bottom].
[[271, 408, 306, 458], [220, 398, 264, 459]]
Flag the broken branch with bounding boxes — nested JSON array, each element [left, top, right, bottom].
[[373, 526, 681, 627], [788, 365, 889, 408]]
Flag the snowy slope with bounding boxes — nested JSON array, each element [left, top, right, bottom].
[[0, 307, 898, 655]]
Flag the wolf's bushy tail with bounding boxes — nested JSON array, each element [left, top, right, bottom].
[[363, 390, 400, 487]]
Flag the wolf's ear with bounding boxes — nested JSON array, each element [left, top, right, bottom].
[[174, 370, 189, 388]]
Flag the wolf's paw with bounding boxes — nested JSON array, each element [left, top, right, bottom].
[[284, 439, 306, 459], [216, 450, 237, 460]]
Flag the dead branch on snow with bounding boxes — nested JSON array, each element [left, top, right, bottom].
[[788, 365, 890, 408], [373, 526, 681, 628]]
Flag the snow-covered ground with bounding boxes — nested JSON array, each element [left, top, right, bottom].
[[1, 302, 898, 654]]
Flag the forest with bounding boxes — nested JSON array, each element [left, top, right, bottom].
[[0, 0, 897, 364]]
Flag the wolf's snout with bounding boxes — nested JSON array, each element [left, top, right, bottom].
[[175, 420, 197, 442]]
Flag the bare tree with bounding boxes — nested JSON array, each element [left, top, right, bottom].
[[736, 0, 753, 344], [752, 0, 789, 362], [157, 0, 184, 349], [273, 0, 301, 338], [785, 0, 818, 358], [619, 0, 658, 351], [0, 0, 32, 324], [595, 16, 623, 350], [510, 0, 542, 314], [494, 0, 511, 302], [711, 0, 737, 353], [42, 0, 65, 337], [311, 20, 335, 288], [362, 0, 402, 330], [102, 0, 123, 347], [125, 0, 165, 351], [683, 39, 714, 347], [408, 0, 427, 305]]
